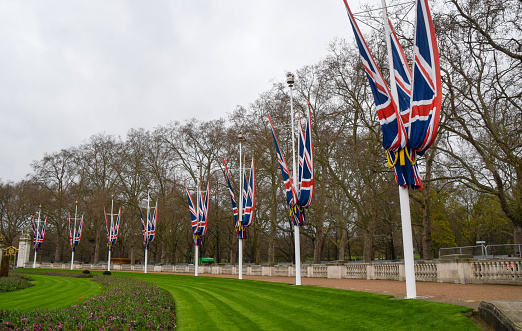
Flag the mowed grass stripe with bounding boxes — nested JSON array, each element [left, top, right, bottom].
[[175, 281, 303, 330], [184, 281, 329, 330], [121, 273, 478, 331], [0, 275, 101, 310]]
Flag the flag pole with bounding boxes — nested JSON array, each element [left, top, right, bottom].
[[144, 185, 150, 274], [382, 0, 417, 298], [33, 205, 41, 269], [108, 196, 114, 272], [287, 72, 301, 286], [195, 163, 201, 277], [238, 132, 245, 280], [70, 201, 79, 270]]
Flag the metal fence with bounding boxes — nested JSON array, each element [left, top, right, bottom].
[[439, 244, 521, 258]]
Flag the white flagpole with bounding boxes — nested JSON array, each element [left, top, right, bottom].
[[33, 206, 41, 269], [288, 72, 301, 286], [108, 197, 114, 272], [195, 163, 200, 277], [382, 0, 417, 298], [238, 133, 244, 280], [70, 201, 78, 270], [144, 186, 150, 274]]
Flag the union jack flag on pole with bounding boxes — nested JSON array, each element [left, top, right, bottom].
[[105, 207, 121, 251], [408, 0, 442, 154], [268, 104, 315, 226], [68, 212, 84, 252], [223, 158, 240, 234], [343, 0, 440, 190], [342, 0, 407, 153], [139, 199, 158, 250], [185, 181, 199, 235], [32, 215, 47, 252], [185, 180, 209, 246], [267, 110, 298, 208], [197, 182, 210, 240], [241, 156, 255, 230]]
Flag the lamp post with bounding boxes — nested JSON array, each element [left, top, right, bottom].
[[70, 201, 79, 270], [143, 184, 153, 274], [195, 163, 201, 276], [238, 132, 245, 279], [287, 72, 302, 286], [33, 205, 42, 269]]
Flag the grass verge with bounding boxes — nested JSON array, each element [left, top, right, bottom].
[[120, 273, 478, 331]]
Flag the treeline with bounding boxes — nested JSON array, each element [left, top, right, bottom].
[[0, 0, 520, 264]]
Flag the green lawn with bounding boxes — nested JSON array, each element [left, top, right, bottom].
[[118, 273, 478, 331], [0, 274, 102, 310]]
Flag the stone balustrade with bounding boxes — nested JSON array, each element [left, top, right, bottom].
[[24, 258, 522, 285]]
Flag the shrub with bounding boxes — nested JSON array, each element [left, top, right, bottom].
[[82, 270, 91, 274], [102, 271, 111, 276]]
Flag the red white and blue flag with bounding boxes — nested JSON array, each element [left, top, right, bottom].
[[224, 156, 255, 239], [197, 182, 210, 240], [32, 216, 47, 252], [186, 180, 209, 246], [239, 156, 255, 237], [387, 17, 423, 189], [408, 0, 442, 154], [267, 110, 297, 207], [343, 0, 406, 153], [223, 158, 239, 230], [185, 181, 199, 235], [139, 200, 158, 250], [268, 105, 315, 226], [68, 213, 84, 252], [342, 0, 441, 190], [298, 104, 315, 208], [104, 208, 121, 252]]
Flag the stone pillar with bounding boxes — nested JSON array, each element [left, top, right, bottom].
[[17, 227, 31, 268]]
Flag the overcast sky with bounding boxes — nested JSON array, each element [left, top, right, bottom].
[[0, 0, 377, 183]]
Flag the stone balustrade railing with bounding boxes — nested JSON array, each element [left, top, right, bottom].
[[25, 258, 522, 285]]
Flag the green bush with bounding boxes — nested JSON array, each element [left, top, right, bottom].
[[102, 271, 111, 276]]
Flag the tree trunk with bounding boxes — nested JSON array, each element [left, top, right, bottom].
[[339, 228, 347, 261], [313, 228, 325, 264], [229, 240, 237, 265], [130, 246, 135, 265], [363, 218, 376, 262]]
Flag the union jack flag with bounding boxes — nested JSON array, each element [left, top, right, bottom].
[[387, 17, 423, 190], [32, 216, 47, 252], [139, 199, 157, 250], [343, 0, 406, 153], [241, 156, 255, 229], [408, 0, 442, 154], [223, 158, 239, 228], [268, 104, 315, 226], [185, 181, 199, 235], [298, 104, 315, 208], [104, 207, 121, 252], [68, 213, 84, 252], [267, 110, 297, 207], [197, 182, 210, 239]]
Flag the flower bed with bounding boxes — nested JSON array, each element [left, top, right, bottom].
[[0, 276, 176, 330], [0, 274, 34, 293]]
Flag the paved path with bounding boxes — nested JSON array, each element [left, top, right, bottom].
[[200, 274, 522, 309]]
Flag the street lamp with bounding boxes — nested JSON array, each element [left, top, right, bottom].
[[287, 72, 302, 286], [238, 132, 246, 279]]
